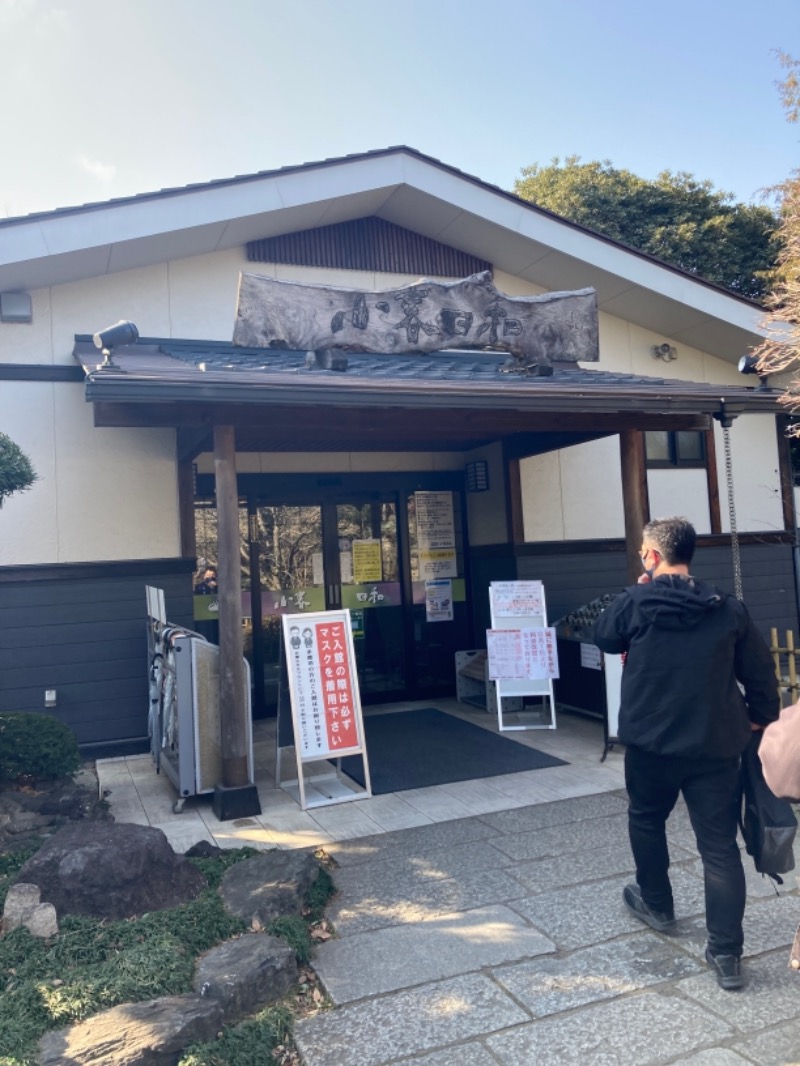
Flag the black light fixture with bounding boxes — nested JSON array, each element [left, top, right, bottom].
[[738, 354, 770, 391], [92, 320, 139, 369], [465, 460, 489, 493]]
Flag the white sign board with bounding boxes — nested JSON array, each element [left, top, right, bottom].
[[282, 612, 364, 760], [489, 580, 557, 731]]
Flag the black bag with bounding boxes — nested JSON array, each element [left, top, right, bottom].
[[740, 733, 797, 884]]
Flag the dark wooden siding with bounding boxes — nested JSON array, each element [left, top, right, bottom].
[[0, 559, 194, 755], [247, 217, 491, 277], [469, 538, 799, 643]]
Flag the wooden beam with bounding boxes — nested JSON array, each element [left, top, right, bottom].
[[620, 430, 650, 584], [776, 415, 797, 532], [214, 425, 250, 789], [94, 400, 711, 439], [705, 427, 722, 534]]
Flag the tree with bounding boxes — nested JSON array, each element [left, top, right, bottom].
[[752, 55, 800, 410], [0, 432, 38, 507], [514, 157, 779, 301]]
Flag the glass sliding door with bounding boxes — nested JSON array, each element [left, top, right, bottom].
[[194, 477, 472, 714], [334, 499, 406, 699]]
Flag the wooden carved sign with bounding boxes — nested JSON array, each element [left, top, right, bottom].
[[233, 270, 599, 366]]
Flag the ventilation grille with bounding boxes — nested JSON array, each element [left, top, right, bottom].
[[247, 217, 491, 277]]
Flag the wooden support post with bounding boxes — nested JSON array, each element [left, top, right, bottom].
[[620, 430, 650, 584], [177, 454, 196, 559], [505, 455, 525, 545], [212, 425, 259, 816]]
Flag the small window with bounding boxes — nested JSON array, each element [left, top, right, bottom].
[[645, 431, 706, 468]]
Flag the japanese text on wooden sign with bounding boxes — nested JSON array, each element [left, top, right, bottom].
[[282, 612, 363, 760]]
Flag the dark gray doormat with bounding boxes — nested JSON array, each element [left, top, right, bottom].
[[339, 708, 567, 795]]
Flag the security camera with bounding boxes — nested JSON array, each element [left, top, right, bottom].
[[92, 320, 139, 369]]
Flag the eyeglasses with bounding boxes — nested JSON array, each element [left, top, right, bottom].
[[640, 547, 660, 565]]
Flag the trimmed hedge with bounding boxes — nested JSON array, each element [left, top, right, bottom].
[[0, 713, 80, 782]]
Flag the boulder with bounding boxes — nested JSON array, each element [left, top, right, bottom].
[[220, 850, 321, 925], [194, 933, 297, 1016], [38, 993, 224, 1066], [2, 882, 59, 938], [15, 822, 206, 920]]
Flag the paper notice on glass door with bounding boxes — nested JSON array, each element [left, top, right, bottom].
[[425, 579, 453, 622]]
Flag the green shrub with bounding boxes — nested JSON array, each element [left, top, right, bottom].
[[0, 713, 80, 782]]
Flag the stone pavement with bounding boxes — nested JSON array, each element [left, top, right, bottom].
[[295, 791, 800, 1066]]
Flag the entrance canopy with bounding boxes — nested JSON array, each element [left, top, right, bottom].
[[72, 336, 780, 455]]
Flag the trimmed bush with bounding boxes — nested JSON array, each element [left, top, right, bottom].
[[0, 713, 80, 783]]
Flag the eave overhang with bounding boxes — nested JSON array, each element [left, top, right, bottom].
[[73, 337, 781, 431]]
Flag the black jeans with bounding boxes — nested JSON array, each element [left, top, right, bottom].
[[625, 744, 745, 956]]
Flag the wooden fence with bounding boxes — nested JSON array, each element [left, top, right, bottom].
[[771, 628, 799, 706]]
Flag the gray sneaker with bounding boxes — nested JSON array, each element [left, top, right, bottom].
[[705, 948, 744, 990], [623, 884, 676, 932]]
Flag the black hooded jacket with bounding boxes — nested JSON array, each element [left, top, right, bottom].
[[593, 574, 779, 758]]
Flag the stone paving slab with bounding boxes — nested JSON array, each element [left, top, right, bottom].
[[294, 973, 530, 1066], [313, 903, 555, 1003], [669, 893, 798, 960], [510, 868, 706, 951], [493, 931, 703, 1017], [477, 790, 628, 833], [329, 866, 530, 936], [507, 839, 696, 895], [324, 816, 498, 868], [330, 838, 514, 892], [393, 1046, 499, 1066], [484, 990, 734, 1066], [680, 948, 799, 1032], [488, 812, 630, 861], [669, 1053, 752, 1066], [735, 1019, 800, 1065]]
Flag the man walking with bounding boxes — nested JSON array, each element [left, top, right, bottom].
[[594, 516, 778, 990]]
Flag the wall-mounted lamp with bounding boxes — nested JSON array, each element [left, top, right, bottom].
[[738, 353, 770, 391], [651, 342, 677, 362], [92, 320, 139, 370], [465, 460, 489, 493]]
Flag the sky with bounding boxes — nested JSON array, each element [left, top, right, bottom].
[[0, 0, 798, 219]]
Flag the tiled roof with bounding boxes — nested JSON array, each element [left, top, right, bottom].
[[72, 337, 779, 418]]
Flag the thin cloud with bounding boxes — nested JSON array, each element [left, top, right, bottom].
[[0, 0, 36, 27], [75, 154, 117, 183]]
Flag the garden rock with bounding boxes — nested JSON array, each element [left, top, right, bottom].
[[14, 822, 206, 920], [38, 993, 225, 1066], [194, 932, 297, 1015], [0, 774, 111, 854], [2, 881, 59, 938], [221, 849, 321, 924]]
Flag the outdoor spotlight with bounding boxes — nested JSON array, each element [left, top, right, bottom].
[[738, 354, 770, 391], [92, 320, 139, 369]]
